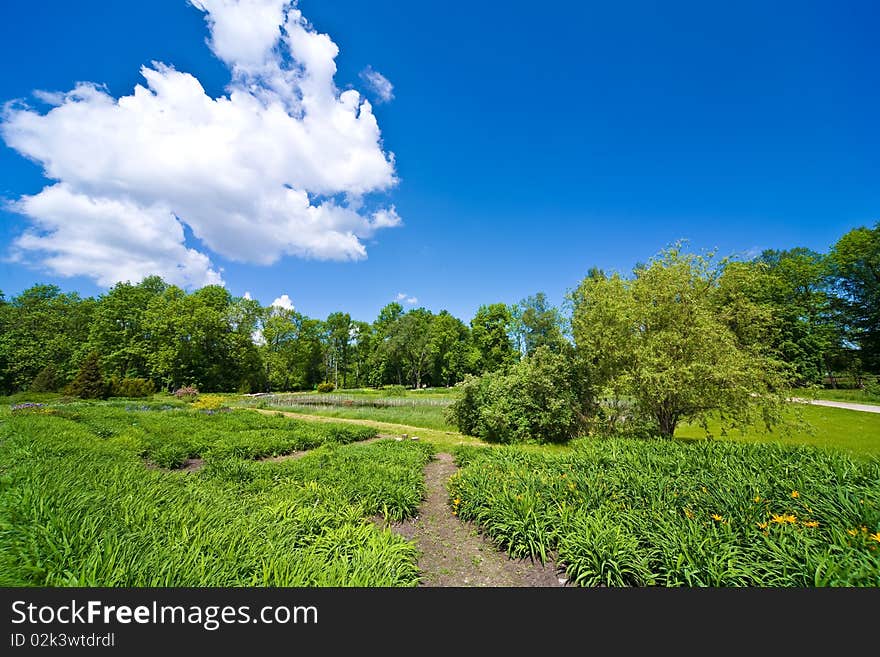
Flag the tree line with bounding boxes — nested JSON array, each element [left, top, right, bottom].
[[1, 222, 879, 406]]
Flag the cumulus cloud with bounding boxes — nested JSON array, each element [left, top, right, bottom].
[[359, 66, 394, 103], [243, 291, 252, 300], [271, 293, 294, 310], [395, 292, 418, 305], [1, 0, 400, 288]]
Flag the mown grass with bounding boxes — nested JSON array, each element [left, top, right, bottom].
[[449, 439, 880, 586], [792, 387, 880, 406], [262, 404, 455, 432], [676, 404, 880, 457], [0, 403, 432, 586]]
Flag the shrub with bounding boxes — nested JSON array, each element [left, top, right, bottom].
[[382, 384, 407, 397], [29, 364, 62, 393], [109, 377, 155, 398], [317, 382, 336, 393], [446, 347, 593, 444], [66, 352, 108, 399], [173, 386, 199, 401]]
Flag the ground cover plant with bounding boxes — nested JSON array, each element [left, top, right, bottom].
[[449, 438, 880, 586], [0, 402, 431, 586]]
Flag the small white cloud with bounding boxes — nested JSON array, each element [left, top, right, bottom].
[[271, 293, 294, 310], [395, 292, 417, 305], [243, 291, 252, 300], [359, 66, 394, 103]]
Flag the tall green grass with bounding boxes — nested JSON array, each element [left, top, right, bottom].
[[0, 405, 432, 586], [449, 439, 880, 586], [265, 404, 455, 431]]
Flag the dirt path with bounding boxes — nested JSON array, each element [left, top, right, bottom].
[[381, 452, 566, 587], [790, 397, 880, 414]]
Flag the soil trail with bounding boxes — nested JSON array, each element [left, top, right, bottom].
[[382, 452, 566, 587]]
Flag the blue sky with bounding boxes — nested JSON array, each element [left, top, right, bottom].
[[1, 0, 877, 322]]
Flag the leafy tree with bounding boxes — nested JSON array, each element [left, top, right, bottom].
[[0, 285, 95, 392], [470, 303, 516, 373], [430, 311, 477, 386], [510, 292, 567, 357], [716, 249, 837, 385], [67, 351, 108, 399], [324, 312, 353, 388], [87, 276, 167, 380], [571, 246, 788, 438], [830, 222, 880, 372], [390, 308, 434, 388]]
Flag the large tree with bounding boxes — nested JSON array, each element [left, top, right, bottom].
[[470, 303, 516, 373], [830, 222, 880, 372], [510, 292, 567, 358], [571, 247, 788, 437]]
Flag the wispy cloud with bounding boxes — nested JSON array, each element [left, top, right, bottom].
[[1, 0, 400, 288], [395, 292, 418, 305], [359, 65, 394, 103]]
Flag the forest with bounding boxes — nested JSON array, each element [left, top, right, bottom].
[[1, 222, 879, 400]]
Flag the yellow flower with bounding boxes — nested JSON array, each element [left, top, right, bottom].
[[869, 532, 880, 544], [790, 491, 799, 498], [770, 513, 797, 525], [847, 529, 858, 537], [757, 522, 768, 530], [802, 520, 819, 528], [711, 514, 723, 522], [753, 496, 761, 503], [684, 508, 694, 519], [453, 498, 461, 506]]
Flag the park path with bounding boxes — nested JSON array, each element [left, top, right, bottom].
[[252, 408, 564, 586], [790, 398, 880, 414], [379, 452, 566, 587]]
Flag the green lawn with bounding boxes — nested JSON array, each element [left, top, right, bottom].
[[263, 403, 455, 431], [792, 387, 880, 406], [676, 403, 880, 457]]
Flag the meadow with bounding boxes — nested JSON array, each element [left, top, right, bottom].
[[3, 393, 879, 587], [0, 401, 432, 586]]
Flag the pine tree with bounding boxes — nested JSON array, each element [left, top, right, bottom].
[[68, 352, 107, 399]]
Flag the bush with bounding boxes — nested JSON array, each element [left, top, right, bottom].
[[66, 352, 108, 399], [317, 382, 336, 393], [173, 386, 199, 401], [29, 364, 62, 393], [446, 347, 593, 444], [109, 377, 155, 398], [382, 384, 407, 397]]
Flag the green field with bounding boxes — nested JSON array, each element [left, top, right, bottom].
[[676, 404, 880, 457], [4, 394, 880, 587], [792, 387, 880, 406], [450, 439, 880, 586], [0, 401, 432, 586]]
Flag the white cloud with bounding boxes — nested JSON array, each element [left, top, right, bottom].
[[395, 292, 418, 305], [359, 66, 394, 103], [1, 0, 401, 288], [243, 291, 252, 300], [271, 293, 294, 310]]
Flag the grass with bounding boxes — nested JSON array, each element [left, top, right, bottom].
[[676, 403, 880, 457], [259, 404, 455, 432], [792, 387, 880, 406], [449, 439, 880, 586], [0, 401, 432, 586]]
